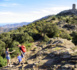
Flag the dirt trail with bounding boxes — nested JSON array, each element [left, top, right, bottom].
[[0, 39, 77, 70], [0, 41, 41, 70]]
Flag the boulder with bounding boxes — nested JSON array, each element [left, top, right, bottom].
[[60, 52, 71, 59], [48, 38, 75, 49], [63, 24, 75, 30]]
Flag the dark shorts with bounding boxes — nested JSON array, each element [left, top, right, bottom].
[[21, 52, 26, 58]]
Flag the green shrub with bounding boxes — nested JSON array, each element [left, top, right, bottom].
[[72, 32, 77, 45], [11, 33, 34, 43], [52, 16, 56, 20], [43, 24, 59, 38], [0, 56, 7, 67], [9, 41, 20, 58], [42, 35, 49, 42], [59, 30, 72, 40], [0, 40, 6, 57], [2, 37, 12, 47]]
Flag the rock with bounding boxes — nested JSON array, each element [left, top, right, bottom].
[[36, 51, 43, 56], [60, 52, 71, 59], [47, 38, 75, 57], [53, 51, 60, 55], [47, 39, 53, 44], [52, 40, 63, 45], [54, 65, 56, 67], [49, 53, 55, 58], [63, 24, 75, 30], [27, 60, 34, 64], [74, 50, 77, 53], [61, 64, 74, 70], [38, 47, 42, 51], [74, 68, 77, 70], [41, 59, 54, 66], [69, 65, 75, 68], [62, 65, 69, 68], [34, 62, 39, 65], [48, 38, 75, 48], [74, 64, 77, 68]]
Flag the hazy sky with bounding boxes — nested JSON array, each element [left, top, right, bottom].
[[0, 0, 77, 24]]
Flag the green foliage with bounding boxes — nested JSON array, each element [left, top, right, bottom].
[[2, 37, 12, 45], [11, 33, 34, 43], [9, 41, 20, 58], [0, 40, 6, 57], [59, 30, 72, 40], [51, 16, 56, 20], [65, 15, 77, 25], [66, 18, 70, 23], [22, 42, 32, 51], [43, 24, 60, 38], [72, 32, 77, 45], [0, 56, 7, 67], [42, 35, 49, 42]]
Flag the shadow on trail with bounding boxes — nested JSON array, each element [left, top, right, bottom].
[[41, 53, 77, 70]]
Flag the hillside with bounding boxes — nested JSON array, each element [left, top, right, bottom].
[[0, 6, 77, 69], [57, 4, 77, 16], [1, 38, 77, 70]]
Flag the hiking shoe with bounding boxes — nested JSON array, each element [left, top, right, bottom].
[[9, 65, 13, 67], [7, 65, 10, 67], [21, 63, 24, 66], [18, 62, 21, 65], [24, 61, 28, 64]]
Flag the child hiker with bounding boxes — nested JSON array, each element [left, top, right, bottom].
[[17, 53, 22, 64]]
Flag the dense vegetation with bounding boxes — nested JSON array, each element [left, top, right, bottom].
[[0, 14, 77, 67]]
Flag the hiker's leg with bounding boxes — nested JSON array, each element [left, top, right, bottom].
[[7, 59, 9, 66], [6, 56, 10, 66], [9, 59, 13, 67], [7, 59, 11, 66], [9, 59, 11, 65], [21, 57, 24, 63], [21, 52, 25, 63], [22, 52, 26, 63], [21, 57, 23, 63]]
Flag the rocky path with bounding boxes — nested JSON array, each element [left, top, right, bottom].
[[0, 38, 77, 70], [0, 41, 40, 70]]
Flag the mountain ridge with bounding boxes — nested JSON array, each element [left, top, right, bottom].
[[57, 4, 77, 16], [0, 22, 30, 33], [0, 22, 30, 28]]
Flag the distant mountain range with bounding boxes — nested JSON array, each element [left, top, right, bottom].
[[0, 22, 30, 28], [0, 22, 30, 33]]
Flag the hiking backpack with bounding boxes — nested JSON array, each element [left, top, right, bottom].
[[21, 45, 26, 53]]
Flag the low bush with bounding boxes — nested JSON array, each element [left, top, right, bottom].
[[0, 56, 7, 67], [42, 35, 50, 42], [72, 32, 77, 45], [59, 30, 72, 40], [9, 41, 20, 58]]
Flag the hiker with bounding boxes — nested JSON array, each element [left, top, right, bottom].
[[17, 53, 22, 64], [5, 48, 15, 67], [17, 44, 26, 63]]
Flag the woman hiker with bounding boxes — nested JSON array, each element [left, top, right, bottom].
[[5, 48, 15, 67]]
